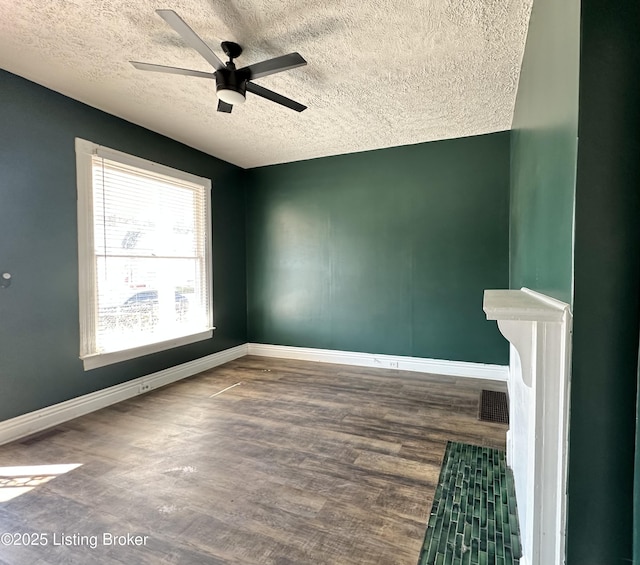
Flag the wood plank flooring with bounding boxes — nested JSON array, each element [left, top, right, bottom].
[[0, 356, 507, 565]]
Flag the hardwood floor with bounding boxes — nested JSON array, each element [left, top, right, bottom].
[[0, 356, 507, 565]]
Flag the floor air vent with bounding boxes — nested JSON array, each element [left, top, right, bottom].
[[479, 390, 509, 424]]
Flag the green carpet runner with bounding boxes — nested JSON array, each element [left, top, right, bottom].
[[418, 442, 521, 565]]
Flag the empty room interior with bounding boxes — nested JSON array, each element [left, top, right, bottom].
[[0, 1, 639, 565]]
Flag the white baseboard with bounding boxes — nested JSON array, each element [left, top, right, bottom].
[[247, 343, 508, 381], [0, 344, 248, 447], [0, 342, 507, 447]]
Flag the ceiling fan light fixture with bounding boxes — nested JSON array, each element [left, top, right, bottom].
[[217, 88, 246, 105], [215, 67, 247, 106]]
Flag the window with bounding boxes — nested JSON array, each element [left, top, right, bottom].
[[75, 139, 213, 370]]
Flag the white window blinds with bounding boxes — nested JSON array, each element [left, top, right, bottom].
[[76, 139, 213, 370]]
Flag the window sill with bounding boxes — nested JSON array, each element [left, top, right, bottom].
[[81, 328, 214, 370]]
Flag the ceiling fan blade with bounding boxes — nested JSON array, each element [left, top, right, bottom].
[[130, 61, 216, 79], [217, 100, 233, 113], [239, 52, 306, 81], [246, 82, 307, 112], [156, 9, 225, 71]]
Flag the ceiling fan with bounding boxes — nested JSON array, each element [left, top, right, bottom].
[[131, 9, 307, 113]]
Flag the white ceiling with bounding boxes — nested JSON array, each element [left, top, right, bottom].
[[0, 0, 532, 169]]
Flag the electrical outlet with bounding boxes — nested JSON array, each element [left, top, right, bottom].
[[389, 361, 399, 369], [139, 383, 151, 393]]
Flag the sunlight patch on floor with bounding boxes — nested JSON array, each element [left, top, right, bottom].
[[0, 463, 82, 502]]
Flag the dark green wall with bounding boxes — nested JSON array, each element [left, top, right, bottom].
[[569, 2, 640, 564], [247, 133, 510, 365], [636, 358, 640, 565], [0, 70, 247, 421], [509, 0, 579, 305], [511, 0, 640, 562]]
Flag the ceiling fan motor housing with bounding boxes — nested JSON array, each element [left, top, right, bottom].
[[216, 67, 247, 101]]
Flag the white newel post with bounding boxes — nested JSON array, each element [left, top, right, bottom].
[[483, 288, 572, 565]]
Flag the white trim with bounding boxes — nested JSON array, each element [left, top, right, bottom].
[[0, 345, 248, 447], [88, 139, 211, 188], [204, 175, 214, 335], [483, 287, 571, 565], [247, 343, 508, 381], [484, 288, 567, 322], [76, 138, 97, 357], [82, 329, 214, 370]]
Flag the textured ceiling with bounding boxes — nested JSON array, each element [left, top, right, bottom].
[[0, 0, 532, 169]]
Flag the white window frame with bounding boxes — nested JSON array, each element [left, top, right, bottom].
[[75, 138, 214, 370]]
